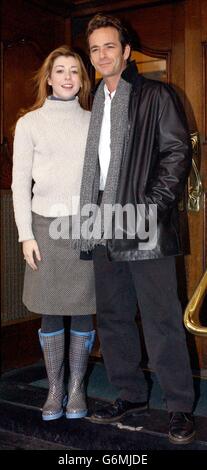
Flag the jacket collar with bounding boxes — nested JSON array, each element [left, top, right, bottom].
[[121, 60, 138, 83], [121, 60, 144, 92]]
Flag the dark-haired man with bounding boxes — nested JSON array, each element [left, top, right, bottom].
[[79, 14, 195, 444]]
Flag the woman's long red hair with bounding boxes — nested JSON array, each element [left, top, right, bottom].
[[15, 45, 91, 127]]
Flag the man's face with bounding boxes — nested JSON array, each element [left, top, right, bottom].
[[89, 27, 130, 79]]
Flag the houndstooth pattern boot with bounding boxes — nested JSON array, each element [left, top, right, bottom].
[[66, 329, 95, 419], [38, 329, 66, 421]]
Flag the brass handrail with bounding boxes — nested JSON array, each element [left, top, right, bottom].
[[188, 132, 203, 212], [184, 270, 207, 336], [187, 158, 203, 212]]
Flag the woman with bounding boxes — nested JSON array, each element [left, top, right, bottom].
[[12, 45, 96, 421]]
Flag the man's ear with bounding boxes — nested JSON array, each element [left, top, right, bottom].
[[123, 44, 131, 61]]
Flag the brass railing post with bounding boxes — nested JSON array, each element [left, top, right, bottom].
[[184, 270, 207, 336]]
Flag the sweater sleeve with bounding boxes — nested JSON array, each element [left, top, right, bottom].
[[12, 116, 35, 242]]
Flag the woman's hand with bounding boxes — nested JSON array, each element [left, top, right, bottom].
[[22, 239, 41, 271]]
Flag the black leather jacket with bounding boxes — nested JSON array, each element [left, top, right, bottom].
[[107, 61, 192, 261]]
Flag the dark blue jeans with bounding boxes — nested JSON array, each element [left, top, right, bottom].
[[93, 246, 194, 412]]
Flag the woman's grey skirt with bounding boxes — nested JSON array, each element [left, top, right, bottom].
[[23, 212, 96, 316]]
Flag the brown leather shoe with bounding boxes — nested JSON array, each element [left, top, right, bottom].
[[169, 412, 195, 444], [90, 398, 148, 423]]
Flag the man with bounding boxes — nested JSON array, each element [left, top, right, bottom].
[[79, 14, 195, 444]]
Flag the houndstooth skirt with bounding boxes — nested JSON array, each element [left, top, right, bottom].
[[23, 212, 96, 316]]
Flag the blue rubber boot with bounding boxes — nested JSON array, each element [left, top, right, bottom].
[[66, 329, 95, 419], [38, 329, 66, 421]]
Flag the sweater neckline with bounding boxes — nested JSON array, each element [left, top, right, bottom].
[[43, 96, 80, 112], [48, 95, 76, 102]]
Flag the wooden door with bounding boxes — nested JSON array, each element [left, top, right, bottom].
[[184, 0, 207, 369], [72, 0, 207, 370]]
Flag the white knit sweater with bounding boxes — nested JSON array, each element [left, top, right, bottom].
[[12, 98, 90, 241]]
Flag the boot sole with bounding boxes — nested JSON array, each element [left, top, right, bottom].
[[42, 395, 67, 421], [42, 410, 64, 421], [169, 431, 196, 445], [66, 410, 87, 419], [90, 405, 148, 424]]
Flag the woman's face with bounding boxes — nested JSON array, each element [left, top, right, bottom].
[[48, 55, 81, 99]]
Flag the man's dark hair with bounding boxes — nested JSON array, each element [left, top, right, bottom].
[[86, 14, 131, 53]]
